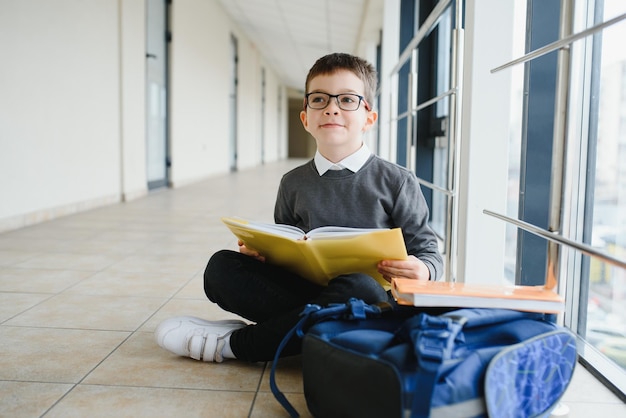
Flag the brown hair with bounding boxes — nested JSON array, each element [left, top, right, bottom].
[[304, 53, 377, 105]]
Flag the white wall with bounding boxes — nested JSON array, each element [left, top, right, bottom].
[[0, 0, 288, 231], [0, 0, 126, 230], [457, 0, 518, 284], [169, 0, 232, 184], [120, 0, 148, 202], [168, 0, 287, 184]]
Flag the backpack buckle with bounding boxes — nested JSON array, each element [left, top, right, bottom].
[[414, 315, 467, 364]]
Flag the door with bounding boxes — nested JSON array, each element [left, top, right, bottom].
[[146, 0, 169, 189], [230, 35, 239, 171], [261, 67, 266, 164]]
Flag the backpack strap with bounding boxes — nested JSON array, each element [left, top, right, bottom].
[[270, 298, 388, 417], [408, 313, 468, 418], [269, 304, 319, 418]]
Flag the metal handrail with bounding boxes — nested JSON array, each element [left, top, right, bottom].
[[416, 178, 454, 197], [392, 86, 454, 129], [491, 12, 626, 73], [413, 88, 456, 115], [483, 210, 626, 271]]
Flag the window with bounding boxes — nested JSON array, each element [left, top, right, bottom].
[[504, 0, 626, 396], [391, 2, 626, 395], [576, 0, 626, 394]]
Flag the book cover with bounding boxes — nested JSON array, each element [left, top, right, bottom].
[[391, 278, 565, 313], [221, 217, 408, 286]]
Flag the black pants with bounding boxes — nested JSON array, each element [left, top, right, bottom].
[[204, 250, 390, 362]]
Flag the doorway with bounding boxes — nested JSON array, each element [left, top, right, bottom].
[[229, 35, 239, 171], [145, 0, 169, 189]]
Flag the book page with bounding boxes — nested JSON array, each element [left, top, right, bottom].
[[222, 217, 305, 240], [306, 226, 385, 239]]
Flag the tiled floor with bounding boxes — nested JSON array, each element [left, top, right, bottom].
[[0, 159, 624, 418]]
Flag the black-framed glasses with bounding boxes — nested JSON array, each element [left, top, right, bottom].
[[304, 92, 371, 111]]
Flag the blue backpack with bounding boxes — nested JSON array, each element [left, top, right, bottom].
[[270, 298, 577, 418]]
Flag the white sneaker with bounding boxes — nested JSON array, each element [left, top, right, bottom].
[[155, 316, 246, 362]]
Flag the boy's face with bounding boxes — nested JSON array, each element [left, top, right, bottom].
[[300, 70, 377, 160]]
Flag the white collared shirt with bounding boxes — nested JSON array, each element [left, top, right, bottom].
[[314, 144, 372, 176]]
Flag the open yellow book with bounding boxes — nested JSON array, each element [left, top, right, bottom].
[[391, 278, 565, 313], [222, 217, 408, 286]]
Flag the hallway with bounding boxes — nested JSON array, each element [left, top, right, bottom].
[[0, 160, 624, 417]]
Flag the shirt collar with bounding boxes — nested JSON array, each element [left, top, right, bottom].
[[314, 143, 371, 176]]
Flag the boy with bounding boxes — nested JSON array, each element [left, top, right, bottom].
[[155, 52, 443, 363]]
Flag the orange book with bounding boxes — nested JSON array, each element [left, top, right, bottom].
[[391, 278, 564, 313]]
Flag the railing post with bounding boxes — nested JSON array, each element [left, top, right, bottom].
[[444, 0, 464, 282], [546, 0, 574, 290]]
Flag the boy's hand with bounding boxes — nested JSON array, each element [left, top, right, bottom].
[[377, 256, 430, 282], [238, 240, 266, 262]]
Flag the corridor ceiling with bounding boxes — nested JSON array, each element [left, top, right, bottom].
[[217, 0, 384, 92]]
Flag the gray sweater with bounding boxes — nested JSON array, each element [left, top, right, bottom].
[[274, 155, 443, 281]]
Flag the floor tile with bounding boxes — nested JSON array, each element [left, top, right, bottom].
[[0, 326, 128, 382], [259, 356, 304, 393], [0, 381, 73, 418], [0, 267, 93, 293], [0, 292, 50, 323], [4, 293, 166, 331], [63, 270, 190, 298], [45, 385, 256, 418], [58, 237, 148, 255], [82, 229, 168, 244], [250, 392, 313, 418], [137, 238, 218, 257], [565, 401, 626, 418], [106, 253, 205, 277], [0, 249, 40, 266], [173, 274, 207, 299], [14, 252, 126, 271], [0, 236, 78, 252], [84, 331, 265, 391], [561, 364, 626, 403], [0, 224, 99, 241]]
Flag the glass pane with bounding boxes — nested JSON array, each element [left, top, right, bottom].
[[585, 0, 626, 371], [430, 8, 453, 238]]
